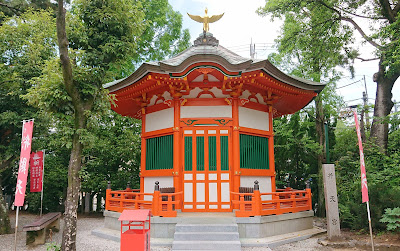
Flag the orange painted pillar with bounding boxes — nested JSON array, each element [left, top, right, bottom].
[[253, 190, 262, 216], [173, 98, 181, 209], [140, 112, 146, 194], [152, 190, 160, 216], [268, 109, 276, 192], [105, 188, 111, 211], [232, 98, 240, 196]]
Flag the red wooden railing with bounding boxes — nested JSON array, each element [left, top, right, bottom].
[[106, 187, 311, 218], [231, 188, 312, 217], [105, 189, 182, 217]]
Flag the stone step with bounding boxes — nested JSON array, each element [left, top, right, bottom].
[[174, 231, 239, 241], [174, 223, 238, 233], [172, 240, 241, 250]]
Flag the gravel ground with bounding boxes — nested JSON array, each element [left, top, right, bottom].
[[1, 212, 340, 251], [2, 212, 122, 251]]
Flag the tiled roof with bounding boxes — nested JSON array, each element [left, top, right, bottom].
[[105, 32, 325, 93]]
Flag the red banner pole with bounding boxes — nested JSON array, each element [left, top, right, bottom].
[[14, 119, 34, 251], [353, 110, 374, 251], [40, 150, 45, 217], [14, 207, 19, 251]]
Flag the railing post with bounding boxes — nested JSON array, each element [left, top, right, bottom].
[[254, 181, 261, 216], [291, 192, 296, 210], [126, 181, 131, 192], [120, 192, 125, 213], [105, 181, 111, 211], [167, 195, 172, 212], [134, 193, 139, 209], [285, 181, 291, 194], [152, 181, 160, 216], [276, 193, 280, 212], [306, 180, 312, 210]]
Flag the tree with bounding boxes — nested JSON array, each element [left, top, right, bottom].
[[273, 112, 321, 189], [53, 0, 146, 248], [80, 111, 142, 212], [258, 0, 348, 216], [0, 0, 57, 23], [0, 9, 57, 234], [0, 0, 189, 245], [259, 0, 400, 152], [113, 0, 190, 77]]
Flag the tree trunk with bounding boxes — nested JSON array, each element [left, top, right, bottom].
[[96, 193, 102, 212], [57, 1, 90, 250], [370, 59, 398, 152], [61, 127, 83, 250], [315, 96, 326, 217], [0, 191, 11, 234], [84, 193, 90, 214], [80, 192, 84, 214]]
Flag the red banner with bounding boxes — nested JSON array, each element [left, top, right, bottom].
[[15, 120, 34, 206], [30, 151, 43, 192], [353, 111, 369, 203]]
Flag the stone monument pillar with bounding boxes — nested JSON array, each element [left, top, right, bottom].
[[322, 164, 341, 239]]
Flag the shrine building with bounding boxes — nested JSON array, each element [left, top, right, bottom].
[[104, 32, 325, 215]]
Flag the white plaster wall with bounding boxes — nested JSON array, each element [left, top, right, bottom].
[[143, 176, 173, 201], [181, 106, 232, 118], [240, 176, 272, 200], [145, 108, 174, 132], [239, 107, 269, 131]]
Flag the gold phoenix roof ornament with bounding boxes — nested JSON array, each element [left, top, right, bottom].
[[187, 8, 224, 32]]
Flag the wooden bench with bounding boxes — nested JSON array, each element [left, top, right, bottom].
[[23, 212, 61, 245]]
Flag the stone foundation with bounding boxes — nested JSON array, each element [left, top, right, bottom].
[[103, 210, 314, 239]]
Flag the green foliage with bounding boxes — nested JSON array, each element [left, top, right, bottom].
[[333, 122, 400, 230], [273, 112, 321, 188], [1, 1, 189, 215], [46, 242, 61, 251], [380, 208, 400, 231], [80, 111, 142, 196], [259, 0, 356, 82], [112, 0, 190, 77], [68, 0, 145, 74], [0, 0, 57, 23], [0, 9, 57, 173]]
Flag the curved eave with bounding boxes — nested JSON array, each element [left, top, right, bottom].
[[106, 43, 326, 119], [249, 60, 325, 93], [107, 47, 325, 94]]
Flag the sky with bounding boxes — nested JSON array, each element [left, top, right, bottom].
[[169, 0, 400, 110]]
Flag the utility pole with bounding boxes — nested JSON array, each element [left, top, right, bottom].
[[363, 91, 370, 129], [363, 76, 370, 129], [250, 39, 255, 59]]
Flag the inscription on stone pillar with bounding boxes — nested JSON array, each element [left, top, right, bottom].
[[322, 164, 341, 239]]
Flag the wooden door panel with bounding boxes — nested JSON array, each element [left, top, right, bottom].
[[182, 127, 232, 212]]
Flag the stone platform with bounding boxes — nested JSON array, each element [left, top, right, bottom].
[[93, 210, 318, 248]]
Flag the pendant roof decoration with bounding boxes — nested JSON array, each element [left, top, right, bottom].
[[106, 32, 326, 119]]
